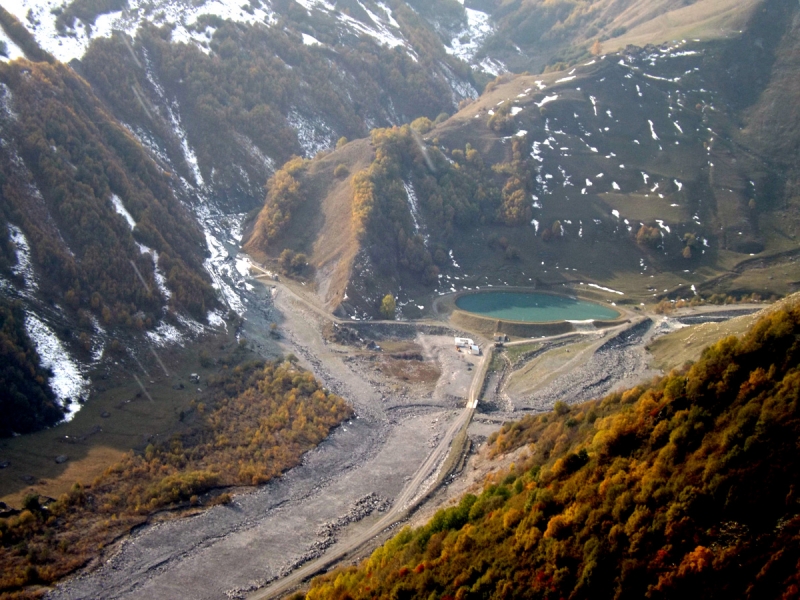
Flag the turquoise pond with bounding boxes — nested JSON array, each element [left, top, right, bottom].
[[455, 292, 620, 322]]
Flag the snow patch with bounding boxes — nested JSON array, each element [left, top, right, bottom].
[[235, 255, 252, 278], [586, 283, 624, 295], [403, 180, 425, 240], [648, 120, 659, 141], [8, 224, 37, 290], [110, 194, 136, 230], [138, 243, 171, 300], [479, 57, 506, 76], [302, 33, 322, 46], [449, 250, 460, 269], [146, 321, 185, 347], [25, 313, 88, 420], [288, 110, 335, 157], [535, 94, 558, 108], [0, 30, 24, 62]]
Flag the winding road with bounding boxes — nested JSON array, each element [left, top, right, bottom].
[[248, 345, 490, 600], [245, 262, 651, 599]]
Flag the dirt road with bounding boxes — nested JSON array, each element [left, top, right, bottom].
[[47, 263, 756, 600], [250, 348, 490, 599]]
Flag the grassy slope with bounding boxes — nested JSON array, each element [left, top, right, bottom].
[[289, 141, 375, 309], [306, 295, 800, 600], [647, 295, 800, 372], [241, 0, 800, 319], [484, 0, 763, 73], [607, 0, 762, 52], [0, 357, 352, 596], [431, 61, 764, 301], [647, 312, 761, 372], [505, 339, 597, 398]]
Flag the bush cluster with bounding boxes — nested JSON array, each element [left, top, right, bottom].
[[308, 305, 800, 600], [0, 359, 352, 596]]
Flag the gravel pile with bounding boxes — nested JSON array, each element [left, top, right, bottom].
[[520, 319, 656, 411]]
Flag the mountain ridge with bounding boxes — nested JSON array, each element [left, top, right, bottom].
[[243, 6, 800, 319]]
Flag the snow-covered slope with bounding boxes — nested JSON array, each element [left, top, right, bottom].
[[0, 0, 789, 428]]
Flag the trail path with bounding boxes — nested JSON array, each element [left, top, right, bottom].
[[249, 348, 490, 599]]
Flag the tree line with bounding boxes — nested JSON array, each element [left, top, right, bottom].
[[0, 357, 352, 595], [307, 302, 800, 599]]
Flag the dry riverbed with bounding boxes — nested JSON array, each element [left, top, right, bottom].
[[47, 282, 761, 600], [48, 284, 477, 600]]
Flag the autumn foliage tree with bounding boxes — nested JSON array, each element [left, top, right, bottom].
[[307, 300, 800, 600], [636, 224, 662, 248], [245, 157, 307, 253], [380, 294, 396, 319], [0, 358, 352, 595]]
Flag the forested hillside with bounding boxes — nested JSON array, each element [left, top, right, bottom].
[[307, 300, 800, 599], [0, 358, 351, 595], [0, 298, 62, 437], [0, 53, 223, 434], [0, 59, 216, 324], [76, 18, 471, 204], [246, 5, 800, 319]]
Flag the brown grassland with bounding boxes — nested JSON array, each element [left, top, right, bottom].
[[0, 358, 351, 598]]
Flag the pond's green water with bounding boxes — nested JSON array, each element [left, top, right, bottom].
[[455, 292, 620, 322]]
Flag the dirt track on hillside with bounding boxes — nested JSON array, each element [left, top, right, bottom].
[[48, 283, 751, 600], [48, 283, 477, 600]]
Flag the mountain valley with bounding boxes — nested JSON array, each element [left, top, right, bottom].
[[0, 0, 799, 597]]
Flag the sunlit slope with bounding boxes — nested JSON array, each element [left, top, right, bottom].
[[246, 26, 796, 318], [244, 139, 375, 310], [306, 295, 800, 599], [474, 0, 765, 72]]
